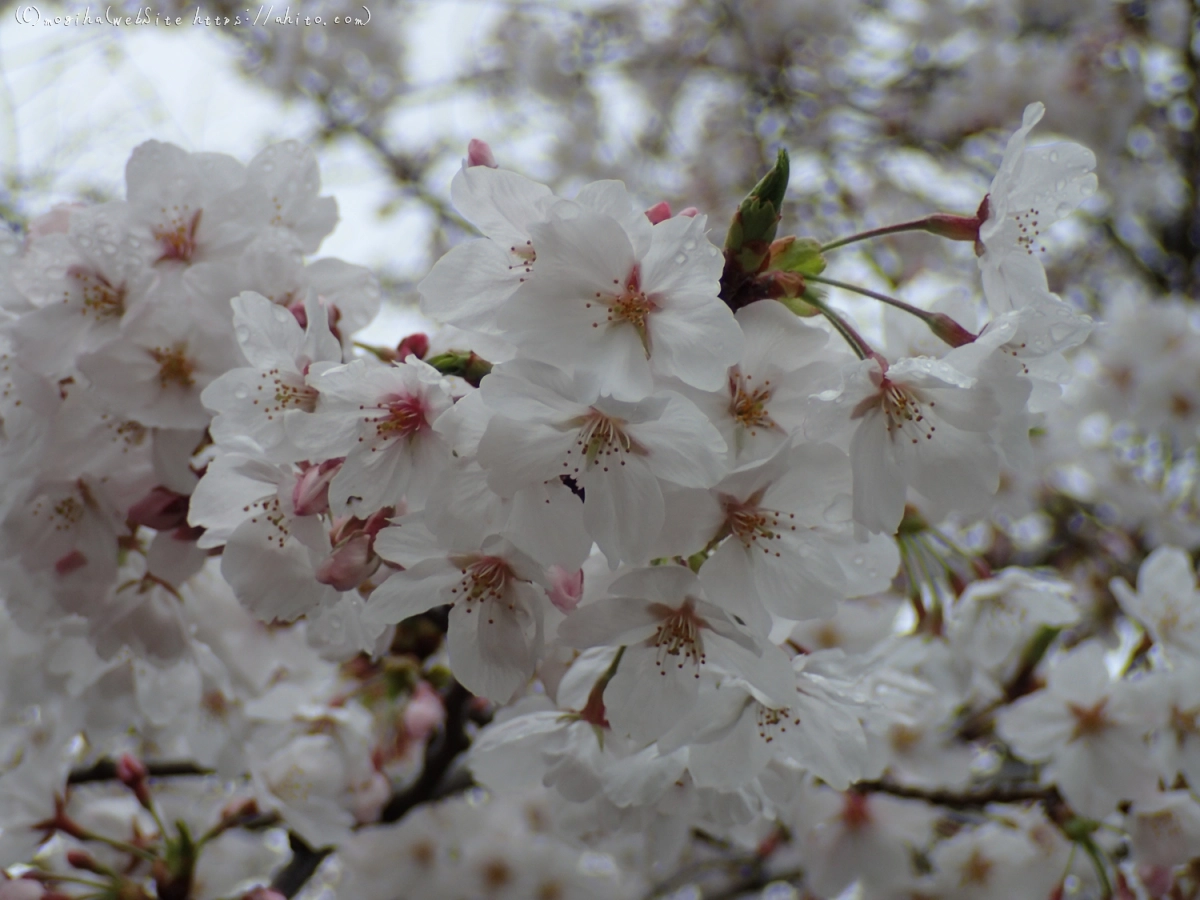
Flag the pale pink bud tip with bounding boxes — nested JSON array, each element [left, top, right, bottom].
[[316, 532, 381, 591], [28, 203, 83, 239], [127, 486, 190, 530], [292, 459, 342, 517], [403, 682, 446, 742], [467, 139, 498, 168], [397, 332, 430, 360], [644, 201, 672, 224], [116, 753, 148, 785], [546, 565, 584, 613], [677, 206, 699, 217]]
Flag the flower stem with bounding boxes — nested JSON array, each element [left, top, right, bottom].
[[799, 294, 873, 360], [806, 275, 977, 347], [819, 219, 939, 252]]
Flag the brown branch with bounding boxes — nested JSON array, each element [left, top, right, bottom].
[[853, 779, 1059, 810], [68, 760, 214, 785], [270, 833, 333, 899], [380, 680, 475, 823]]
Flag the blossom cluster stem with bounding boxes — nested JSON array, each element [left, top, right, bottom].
[[798, 294, 873, 360], [806, 274, 976, 347]]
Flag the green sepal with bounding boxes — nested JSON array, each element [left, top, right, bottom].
[[724, 149, 790, 273], [771, 236, 826, 276]]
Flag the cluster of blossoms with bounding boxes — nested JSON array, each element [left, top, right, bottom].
[[0, 101, 1197, 900]]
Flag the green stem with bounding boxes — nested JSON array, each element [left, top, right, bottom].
[[800, 294, 873, 360], [819, 219, 938, 252], [807, 274, 929, 319], [78, 829, 157, 863]]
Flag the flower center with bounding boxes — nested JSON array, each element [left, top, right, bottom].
[[154, 207, 202, 263], [876, 379, 936, 444], [1013, 206, 1043, 256], [722, 493, 796, 557], [259, 369, 319, 416], [563, 409, 646, 474], [450, 556, 518, 623], [67, 266, 126, 321], [149, 344, 196, 389], [587, 266, 655, 355], [1067, 699, 1111, 740], [755, 704, 800, 743], [647, 599, 706, 676], [729, 370, 776, 434], [368, 395, 429, 442]]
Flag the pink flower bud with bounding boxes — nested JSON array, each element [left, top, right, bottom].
[[1137, 865, 1174, 898], [644, 201, 672, 224], [292, 459, 342, 517], [351, 770, 391, 824], [677, 206, 699, 217], [466, 139, 498, 168], [403, 681, 446, 741], [116, 754, 153, 809], [546, 565, 584, 613], [241, 889, 287, 900], [396, 332, 430, 361], [127, 486, 190, 531], [28, 204, 83, 239], [926, 312, 977, 348], [66, 850, 104, 874], [315, 532, 381, 591]]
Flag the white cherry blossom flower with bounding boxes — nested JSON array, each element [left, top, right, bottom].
[[477, 359, 727, 566], [978, 102, 1098, 314], [809, 356, 1001, 534], [1110, 545, 1200, 663], [498, 203, 742, 399], [202, 291, 342, 460], [996, 641, 1160, 818], [291, 357, 453, 513], [556, 566, 795, 743], [365, 518, 549, 702]]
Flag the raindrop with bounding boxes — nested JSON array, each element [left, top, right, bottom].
[[683, 239, 697, 251], [272, 306, 292, 322], [673, 253, 688, 265], [1049, 150, 1059, 162], [1055, 179, 1066, 191], [234, 386, 249, 399], [1055, 202, 1073, 217], [235, 325, 251, 342]]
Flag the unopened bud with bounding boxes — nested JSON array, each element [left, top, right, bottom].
[[925, 312, 977, 348], [403, 681, 446, 741], [116, 754, 153, 809], [466, 139, 497, 168], [127, 487, 190, 531], [725, 148, 790, 275], [292, 459, 342, 517], [316, 532, 381, 592], [396, 332, 430, 361], [546, 565, 583, 613], [66, 851, 107, 875], [677, 206, 699, 217], [644, 201, 672, 224]]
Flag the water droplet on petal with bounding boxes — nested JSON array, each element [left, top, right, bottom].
[[1049, 150, 1059, 162], [674, 253, 687, 265], [1055, 202, 1073, 217], [235, 325, 251, 343], [683, 239, 697, 251]]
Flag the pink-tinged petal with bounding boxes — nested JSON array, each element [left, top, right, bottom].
[[580, 458, 664, 566], [449, 165, 555, 247], [631, 392, 728, 488], [447, 586, 539, 702], [361, 563, 458, 627], [556, 596, 665, 648], [221, 516, 337, 622], [849, 410, 906, 535], [603, 645, 700, 743], [418, 239, 522, 326]]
